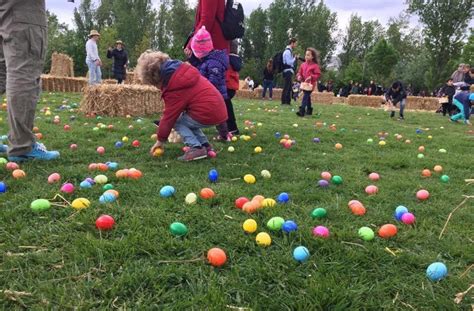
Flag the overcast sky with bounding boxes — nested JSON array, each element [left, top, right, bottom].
[[46, 0, 416, 31]]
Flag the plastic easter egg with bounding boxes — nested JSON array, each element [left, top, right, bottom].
[[107, 162, 118, 170], [208, 150, 217, 158], [48, 173, 61, 184], [367, 138, 374, 144], [0, 158, 7, 166], [70, 143, 78, 150], [428, 135, 432, 140], [313, 137, 321, 143], [105, 189, 119, 198], [267, 217, 285, 231], [421, 169, 431, 177], [311, 208, 327, 219], [170, 222, 188, 237], [207, 248, 227, 267], [31, 199, 51, 212], [60, 183, 75, 194], [185, 192, 198, 205], [94, 175, 108, 184], [283, 140, 292, 149], [368, 173, 380, 181], [95, 215, 115, 230], [99, 192, 116, 204], [243, 174, 256, 184], [231, 136, 238, 142], [80, 180, 92, 189], [261, 170, 271, 178], [12, 169, 26, 179], [256, 232, 271, 246], [318, 179, 329, 188], [433, 165, 443, 173], [242, 201, 259, 214], [0, 181, 6, 193], [378, 224, 398, 239], [418, 146, 425, 152], [438, 148, 447, 153], [200, 187, 215, 199], [416, 189, 430, 201], [321, 172, 332, 180], [351, 204, 367, 216], [262, 198, 276, 208], [152, 148, 164, 157], [335, 143, 343, 150], [394, 205, 409, 221], [71, 198, 91, 210], [365, 185, 378, 195], [426, 262, 448, 281], [254, 146, 262, 153], [331, 175, 343, 185], [160, 185, 176, 198], [242, 219, 257, 233], [277, 192, 289, 203], [312, 226, 330, 238], [132, 140, 140, 147], [405, 139, 411, 144], [358, 227, 375, 241], [208, 169, 219, 183], [275, 132, 281, 138], [379, 141, 386, 146], [97, 146, 105, 155], [282, 220, 298, 233], [115, 141, 123, 148], [228, 146, 235, 153], [293, 246, 310, 262], [128, 168, 143, 179], [440, 175, 450, 183], [417, 153, 425, 159], [235, 197, 250, 209], [122, 136, 129, 142], [401, 212, 416, 225]]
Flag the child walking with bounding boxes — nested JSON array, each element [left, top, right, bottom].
[[296, 48, 321, 117], [189, 26, 230, 141], [136, 51, 228, 162], [385, 81, 407, 120], [225, 40, 242, 135]]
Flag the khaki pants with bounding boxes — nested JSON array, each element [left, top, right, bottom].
[[0, 3, 47, 156]]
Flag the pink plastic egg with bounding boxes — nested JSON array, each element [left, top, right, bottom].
[[365, 185, 379, 195], [60, 183, 75, 194], [48, 173, 61, 184], [312, 226, 330, 238], [401, 212, 416, 225], [368, 172, 380, 181], [416, 189, 430, 201], [321, 172, 332, 181], [97, 146, 105, 155], [208, 150, 217, 158]]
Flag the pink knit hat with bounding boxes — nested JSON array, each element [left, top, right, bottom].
[[191, 26, 214, 58]]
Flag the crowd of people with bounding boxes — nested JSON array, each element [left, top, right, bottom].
[[0, 0, 472, 164]]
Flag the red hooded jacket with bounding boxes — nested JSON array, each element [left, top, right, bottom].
[[158, 63, 228, 142], [191, 0, 230, 53], [297, 61, 321, 91]]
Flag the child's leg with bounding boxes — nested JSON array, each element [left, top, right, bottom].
[[225, 92, 239, 133], [269, 83, 273, 99], [451, 99, 465, 121], [216, 122, 229, 140], [262, 80, 267, 98], [399, 99, 406, 118], [174, 113, 204, 148], [442, 103, 448, 116]]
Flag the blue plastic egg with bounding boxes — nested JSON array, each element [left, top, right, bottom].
[[208, 169, 219, 183], [80, 181, 92, 189], [107, 162, 118, 170], [394, 205, 408, 221], [293, 246, 310, 262], [0, 181, 7, 193], [277, 192, 289, 203], [416, 129, 423, 134], [115, 141, 123, 148], [275, 132, 281, 138], [282, 220, 298, 233], [426, 262, 447, 281], [160, 185, 176, 198], [99, 192, 116, 204]]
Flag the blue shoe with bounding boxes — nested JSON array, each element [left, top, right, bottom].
[[0, 144, 7, 154], [8, 142, 60, 162]]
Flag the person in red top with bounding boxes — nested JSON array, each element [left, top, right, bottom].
[[184, 0, 230, 57], [296, 48, 321, 117], [135, 51, 228, 162]]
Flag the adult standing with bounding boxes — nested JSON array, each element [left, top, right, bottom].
[[184, 0, 230, 57], [0, 0, 60, 161], [451, 63, 465, 83], [86, 30, 102, 85], [107, 40, 128, 84], [262, 59, 274, 100], [281, 38, 298, 105]]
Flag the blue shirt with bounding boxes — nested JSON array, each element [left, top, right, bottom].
[[283, 46, 295, 74]]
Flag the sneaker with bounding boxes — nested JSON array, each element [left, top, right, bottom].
[[450, 118, 458, 123], [8, 142, 60, 162], [390, 111, 395, 118], [398, 117, 405, 121], [177, 147, 207, 162], [465, 120, 472, 125], [0, 144, 7, 154]]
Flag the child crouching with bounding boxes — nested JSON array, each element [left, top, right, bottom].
[[136, 51, 228, 161]]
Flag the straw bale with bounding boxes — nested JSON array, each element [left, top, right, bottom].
[[347, 95, 385, 108], [80, 84, 163, 117], [311, 92, 334, 105], [50, 52, 74, 77], [407, 96, 439, 111]]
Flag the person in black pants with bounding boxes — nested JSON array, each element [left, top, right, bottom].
[[107, 40, 128, 84], [262, 59, 274, 100], [441, 79, 456, 116], [225, 40, 242, 135], [281, 38, 298, 105]]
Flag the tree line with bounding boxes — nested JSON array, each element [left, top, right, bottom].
[[46, 0, 473, 94]]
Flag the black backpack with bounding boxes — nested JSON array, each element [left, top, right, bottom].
[[272, 48, 291, 73], [220, 0, 245, 40]]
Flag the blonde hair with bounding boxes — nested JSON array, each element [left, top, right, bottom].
[[135, 51, 170, 87]]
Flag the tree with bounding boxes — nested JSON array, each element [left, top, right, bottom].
[[166, 0, 194, 58], [460, 29, 474, 65], [45, 11, 70, 73], [343, 60, 364, 84], [408, 0, 474, 86], [366, 39, 399, 86]]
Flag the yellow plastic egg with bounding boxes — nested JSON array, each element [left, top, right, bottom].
[[242, 219, 257, 233], [71, 198, 91, 210], [254, 146, 262, 153], [256, 232, 272, 246], [244, 174, 256, 184], [228, 146, 235, 152], [185, 192, 197, 205], [122, 136, 129, 142], [261, 170, 271, 179], [262, 198, 276, 208]]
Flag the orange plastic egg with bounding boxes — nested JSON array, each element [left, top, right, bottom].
[[207, 248, 227, 267], [421, 169, 431, 177], [12, 169, 26, 179], [200, 188, 215, 199], [378, 224, 398, 239]]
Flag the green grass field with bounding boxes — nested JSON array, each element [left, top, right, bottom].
[[0, 93, 473, 309]]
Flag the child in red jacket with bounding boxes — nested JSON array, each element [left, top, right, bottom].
[[136, 51, 228, 162], [296, 48, 321, 117]]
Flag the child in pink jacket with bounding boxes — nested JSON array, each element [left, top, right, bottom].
[[296, 48, 321, 117]]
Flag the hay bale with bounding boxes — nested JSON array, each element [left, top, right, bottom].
[[80, 84, 163, 117], [50, 52, 74, 77], [311, 92, 334, 105], [347, 95, 385, 108], [407, 96, 439, 111]]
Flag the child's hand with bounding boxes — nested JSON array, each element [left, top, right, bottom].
[[150, 141, 164, 155]]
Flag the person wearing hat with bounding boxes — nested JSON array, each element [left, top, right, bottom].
[[0, 0, 60, 161], [86, 30, 102, 85], [107, 40, 129, 84]]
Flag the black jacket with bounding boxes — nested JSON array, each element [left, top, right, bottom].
[[441, 84, 456, 104], [465, 72, 473, 85], [229, 54, 242, 72], [263, 67, 274, 81], [107, 48, 128, 74], [385, 81, 407, 104]]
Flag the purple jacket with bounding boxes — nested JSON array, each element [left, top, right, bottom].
[[191, 50, 229, 99]]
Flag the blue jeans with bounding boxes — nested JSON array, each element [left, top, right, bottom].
[[174, 113, 210, 148], [301, 91, 312, 110], [391, 99, 406, 118], [451, 99, 471, 121], [262, 79, 273, 98], [86, 60, 102, 85]]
